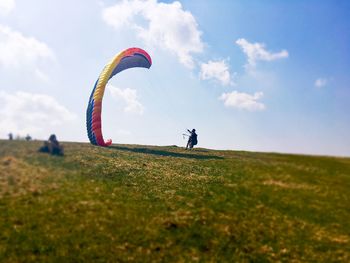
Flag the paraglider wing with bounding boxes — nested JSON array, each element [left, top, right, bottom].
[[86, 47, 152, 146]]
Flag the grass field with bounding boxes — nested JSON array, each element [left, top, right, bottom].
[[0, 140, 349, 262]]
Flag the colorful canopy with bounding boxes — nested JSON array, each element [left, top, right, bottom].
[[86, 48, 152, 146]]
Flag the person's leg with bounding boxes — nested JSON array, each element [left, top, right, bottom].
[[47, 142, 54, 154], [39, 141, 49, 153], [59, 145, 64, 155]]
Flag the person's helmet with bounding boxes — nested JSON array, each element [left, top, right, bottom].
[[192, 129, 196, 132]]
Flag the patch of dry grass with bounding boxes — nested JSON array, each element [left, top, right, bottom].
[[0, 156, 52, 197], [262, 179, 317, 190]]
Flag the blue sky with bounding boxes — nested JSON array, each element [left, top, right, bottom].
[[0, 0, 349, 156]]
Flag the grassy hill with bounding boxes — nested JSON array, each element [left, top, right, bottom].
[[0, 140, 349, 262]]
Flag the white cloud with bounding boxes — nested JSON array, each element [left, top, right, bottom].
[[0, 24, 55, 78], [314, 78, 327, 88], [108, 85, 144, 115], [102, 0, 204, 68], [0, 0, 15, 15], [236, 38, 288, 69], [0, 91, 77, 136], [219, 90, 265, 111], [200, 60, 234, 86]]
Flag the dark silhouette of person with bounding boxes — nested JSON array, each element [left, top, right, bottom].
[[8, 133, 13, 140], [39, 134, 64, 156], [186, 129, 198, 150], [25, 134, 32, 141]]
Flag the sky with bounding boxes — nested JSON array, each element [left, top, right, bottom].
[[0, 0, 349, 156]]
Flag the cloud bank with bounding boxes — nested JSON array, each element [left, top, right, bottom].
[[0, 24, 55, 78], [0, 91, 76, 136], [102, 0, 203, 68]]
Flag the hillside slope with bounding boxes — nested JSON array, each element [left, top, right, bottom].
[[0, 140, 349, 262]]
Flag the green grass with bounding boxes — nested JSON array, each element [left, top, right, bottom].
[[0, 140, 349, 262]]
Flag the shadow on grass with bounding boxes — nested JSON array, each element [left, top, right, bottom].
[[110, 146, 224, 160]]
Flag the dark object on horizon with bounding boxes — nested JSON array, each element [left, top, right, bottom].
[[186, 129, 198, 150], [25, 134, 32, 141], [8, 133, 13, 140], [39, 134, 64, 156]]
